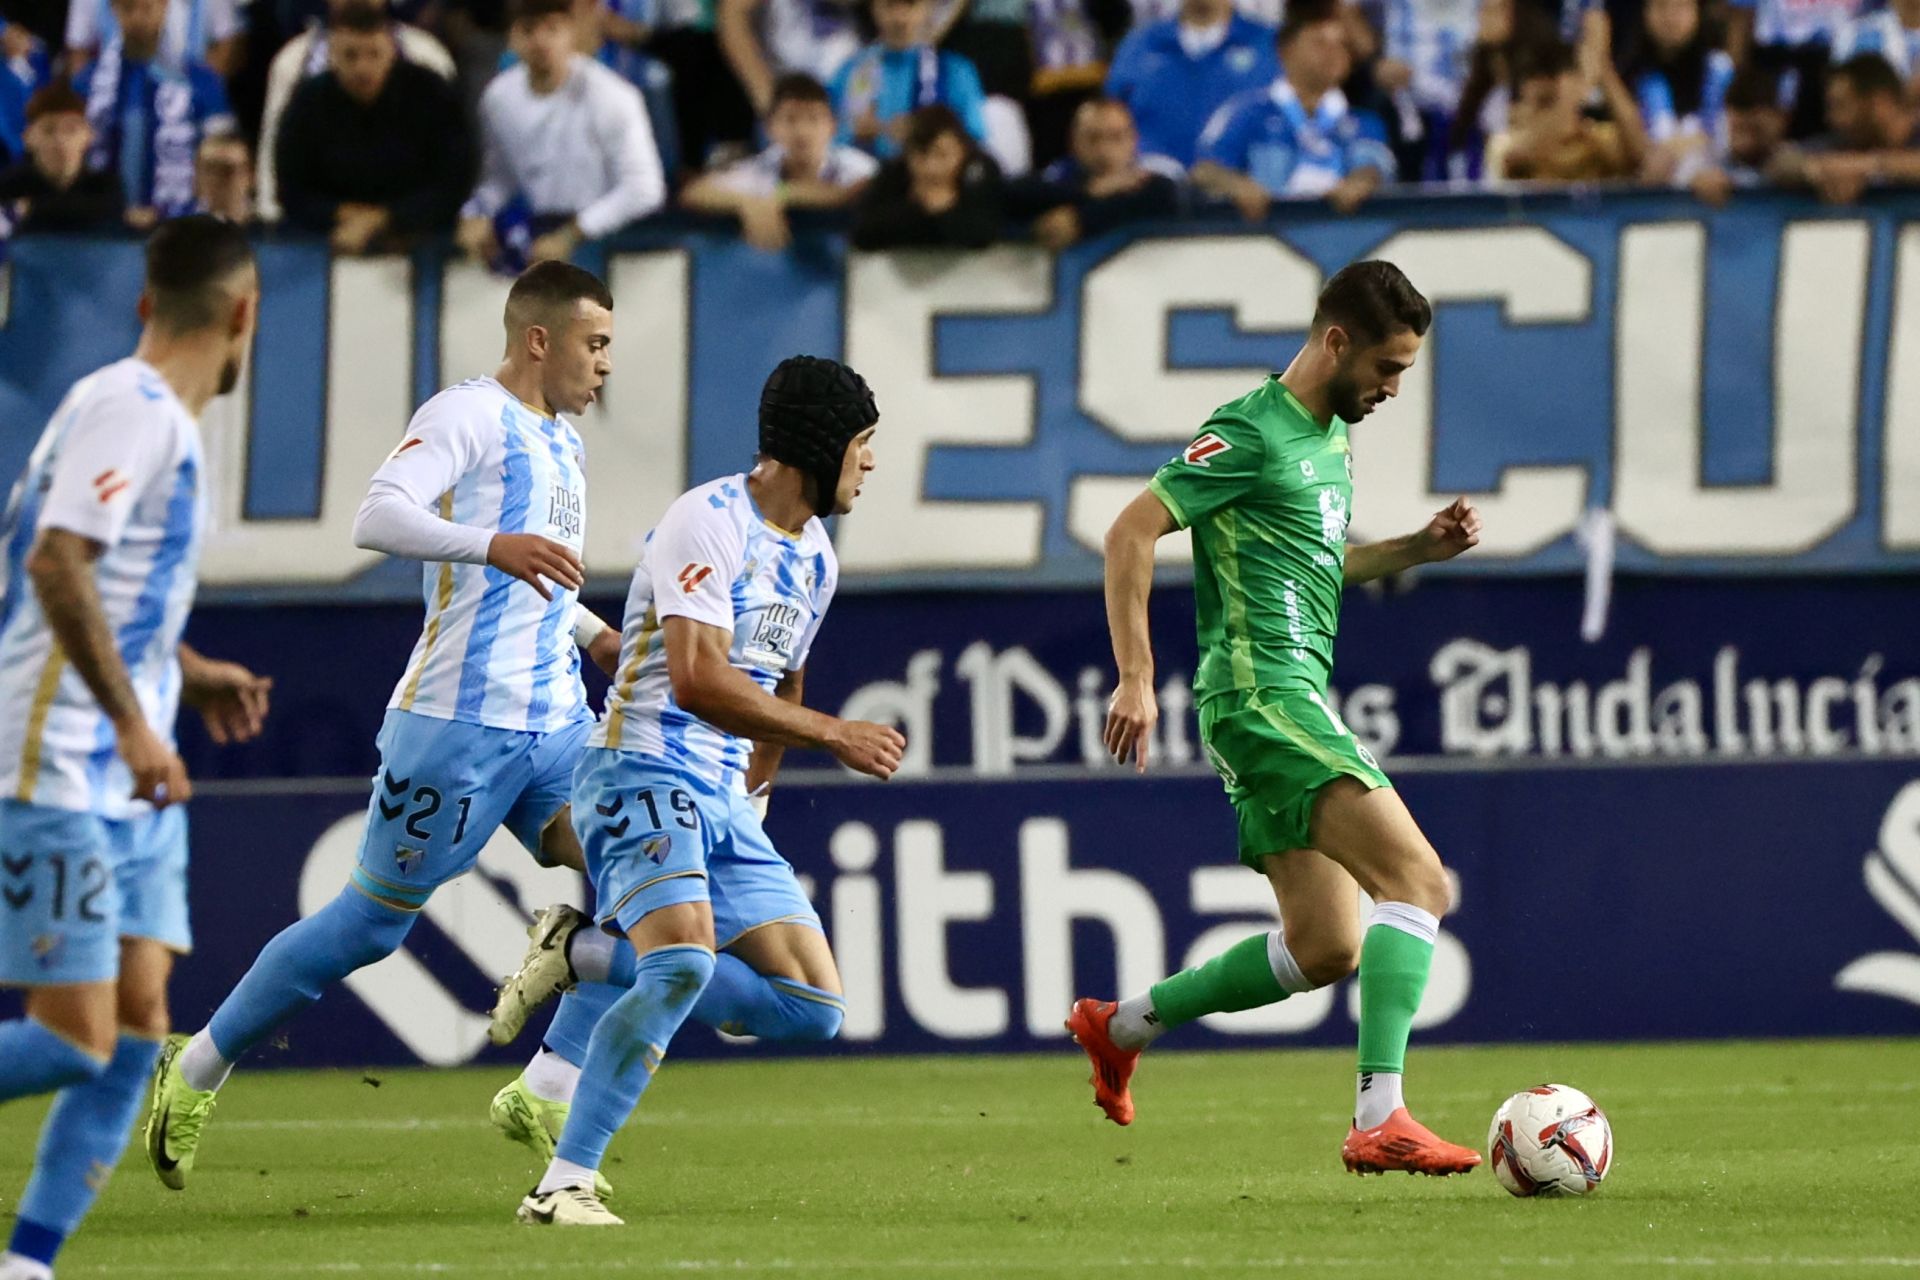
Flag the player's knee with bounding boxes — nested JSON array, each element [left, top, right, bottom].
[[780, 995, 844, 1043], [1295, 937, 1360, 987], [1373, 856, 1452, 918], [116, 988, 171, 1040], [639, 944, 717, 1008]]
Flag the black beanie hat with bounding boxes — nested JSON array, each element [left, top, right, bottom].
[[758, 355, 879, 516]]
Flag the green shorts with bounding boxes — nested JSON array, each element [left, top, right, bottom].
[[1198, 686, 1393, 869]]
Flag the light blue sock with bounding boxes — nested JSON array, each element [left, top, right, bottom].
[[0, 1018, 108, 1104], [692, 953, 845, 1043], [207, 887, 416, 1062], [552, 945, 714, 1171], [11, 1032, 162, 1265], [542, 982, 622, 1067]]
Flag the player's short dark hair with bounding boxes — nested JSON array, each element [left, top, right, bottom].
[[26, 81, 87, 125], [903, 104, 972, 155], [770, 73, 831, 112], [505, 260, 613, 334], [1514, 40, 1578, 84], [1724, 65, 1784, 113], [1277, 0, 1341, 50], [1832, 52, 1904, 101], [144, 214, 256, 333], [329, 0, 388, 34], [1312, 260, 1430, 345], [509, 0, 573, 25]]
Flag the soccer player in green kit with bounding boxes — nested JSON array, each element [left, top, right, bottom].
[[1069, 260, 1485, 1176]]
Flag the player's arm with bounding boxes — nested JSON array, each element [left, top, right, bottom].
[[571, 603, 621, 676], [351, 410, 583, 599], [1343, 497, 1483, 585], [665, 619, 901, 779], [1102, 489, 1178, 773], [178, 642, 273, 745]]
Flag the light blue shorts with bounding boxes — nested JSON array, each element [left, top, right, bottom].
[[0, 800, 191, 986], [352, 709, 592, 910], [572, 748, 820, 949]]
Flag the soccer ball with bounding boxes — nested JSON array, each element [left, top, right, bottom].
[[1487, 1084, 1613, 1198]]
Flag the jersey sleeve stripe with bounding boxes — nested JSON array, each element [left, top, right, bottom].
[[14, 650, 67, 803], [399, 491, 459, 710]]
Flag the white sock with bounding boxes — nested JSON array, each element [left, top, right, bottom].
[[1354, 1070, 1405, 1130], [535, 1156, 598, 1196], [2, 1251, 55, 1280], [566, 928, 618, 985], [179, 1028, 233, 1093], [523, 1048, 580, 1104], [1107, 993, 1165, 1051]]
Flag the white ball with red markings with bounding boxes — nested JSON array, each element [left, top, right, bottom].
[[1487, 1084, 1613, 1198]]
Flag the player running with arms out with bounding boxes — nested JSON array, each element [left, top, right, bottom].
[[512, 355, 903, 1227], [1068, 260, 1486, 1177], [145, 261, 624, 1190], [0, 217, 270, 1280]]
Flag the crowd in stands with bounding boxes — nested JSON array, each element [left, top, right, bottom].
[[1, 0, 1918, 253]]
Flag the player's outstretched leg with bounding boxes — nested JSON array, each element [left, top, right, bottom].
[[1309, 780, 1480, 1177], [147, 887, 416, 1187], [3, 1033, 161, 1278], [518, 939, 714, 1226]]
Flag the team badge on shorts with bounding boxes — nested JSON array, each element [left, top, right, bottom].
[[641, 834, 673, 864], [394, 845, 425, 874]]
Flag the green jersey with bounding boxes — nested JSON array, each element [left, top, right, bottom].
[[1148, 376, 1353, 704]]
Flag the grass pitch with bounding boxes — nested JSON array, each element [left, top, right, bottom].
[[4, 1039, 1918, 1278]]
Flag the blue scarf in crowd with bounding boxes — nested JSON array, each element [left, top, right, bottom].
[[84, 38, 201, 215]]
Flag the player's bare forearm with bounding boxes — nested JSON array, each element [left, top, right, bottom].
[[680, 174, 752, 215], [745, 669, 804, 794], [1342, 534, 1425, 585], [1103, 489, 1175, 684], [586, 627, 621, 677], [26, 528, 144, 729], [667, 618, 839, 750]]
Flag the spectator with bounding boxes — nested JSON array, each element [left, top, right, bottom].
[[942, 0, 1033, 104], [3, 22, 53, 96], [718, 0, 863, 116], [1626, 0, 1735, 184], [1448, 0, 1556, 178], [1192, 0, 1394, 216], [1026, 0, 1132, 166], [1689, 63, 1786, 201], [276, 1, 475, 251], [65, 0, 244, 78], [1775, 52, 1920, 201], [1727, 0, 1861, 138], [459, 0, 666, 266], [74, 0, 235, 225], [1106, 0, 1277, 171], [1373, 0, 1483, 178], [851, 102, 1003, 246], [1830, 0, 1920, 85], [681, 71, 876, 249], [256, 0, 455, 223], [193, 130, 251, 219], [831, 0, 988, 158], [0, 81, 123, 232], [1484, 36, 1647, 180], [634, 0, 759, 169], [1009, 95, 1179, 247]]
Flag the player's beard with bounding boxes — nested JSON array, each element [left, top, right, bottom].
[[216, 354, 242, 397], [1327, 370, 1370, 422]]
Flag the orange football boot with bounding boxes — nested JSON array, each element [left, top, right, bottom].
[[1065, 998, 1140, 1126], [1341, 1107, 1483, 1176]]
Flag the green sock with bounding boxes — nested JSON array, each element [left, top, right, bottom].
[[1355, 920, 1436, 1075], [1147, 933, 1286, 1030]]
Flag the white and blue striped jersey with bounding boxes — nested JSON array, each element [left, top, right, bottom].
[[1636, 50, 1737, 152], [1732, 0, 1861, 49], [1832, 8, 1920, 75], [594, 474, 838, 791], [0, 359, 205, 818], [378, 377, 591, 734], [1383, 0, 1480, 113]]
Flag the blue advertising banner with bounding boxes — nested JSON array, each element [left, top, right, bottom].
[[5, 191, 1920, 601], [32, 753, 1920, 1071]]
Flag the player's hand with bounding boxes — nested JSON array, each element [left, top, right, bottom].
[[827, 720, 906, 780], [184, 658, 274, 745], [117, 719, 191, 809], [1419, 496, 1482, 563], [487, 532, 584, 600], [1104, 676, 1158, 774]]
